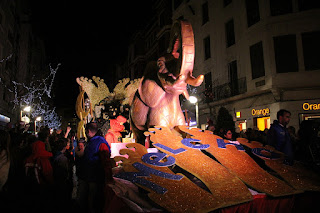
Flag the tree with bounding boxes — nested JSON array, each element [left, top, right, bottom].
[[1, 63, 61, 130], [216, 107, 235, 134]]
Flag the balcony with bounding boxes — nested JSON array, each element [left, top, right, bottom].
[[203, 77, 247, 103]]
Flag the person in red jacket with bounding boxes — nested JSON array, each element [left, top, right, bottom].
[[25, 130, 54, 185]]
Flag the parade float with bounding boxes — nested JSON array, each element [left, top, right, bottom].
[[75, 76, 140, 140], [76, 20, 320, 212]]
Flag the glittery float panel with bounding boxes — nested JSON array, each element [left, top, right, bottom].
[[237, 138, 320, 192], [114, 126, 320, 212], [178, 126, 297, 197], [145, 126, 253, 208], [114, 143, 225, 213]]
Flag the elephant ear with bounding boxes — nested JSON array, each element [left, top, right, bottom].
[[167, 20, 203, 87]]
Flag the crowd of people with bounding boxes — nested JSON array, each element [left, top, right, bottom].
[[0, 121, 119, 213]]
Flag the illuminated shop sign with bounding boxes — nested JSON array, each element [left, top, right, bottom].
[[251, 108, 270, 116], [303, 102, 320, 111]]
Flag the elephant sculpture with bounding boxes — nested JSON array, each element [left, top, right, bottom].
[[130, 20, 204, 144]]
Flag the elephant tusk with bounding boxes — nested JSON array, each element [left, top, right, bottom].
[[186, 74, 204, 87]]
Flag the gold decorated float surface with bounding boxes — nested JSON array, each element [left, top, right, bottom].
[[114, 143, 225, 213], [145, 127, 253, 207], [177, 126, 297, 197], [114, 126, 320, 213], [237, 138, 320, 192]]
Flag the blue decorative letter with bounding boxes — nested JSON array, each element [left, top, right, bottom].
[[181, 138, 210, 149], [252, 148, 281, 160], [142, 152, 176, 167], [154, 143, 187, 154], [216, 139, 245, 151], [114, 162, 183, 194]]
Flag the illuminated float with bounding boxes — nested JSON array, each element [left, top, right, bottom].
[[76, 20, 320, 212], [113, 20, 320, 212]]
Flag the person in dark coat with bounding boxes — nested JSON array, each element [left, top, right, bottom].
[[267, 109, 293, 165], [80, 122, 114, 213]]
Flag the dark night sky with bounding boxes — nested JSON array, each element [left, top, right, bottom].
[[29, 1, 154, 110]]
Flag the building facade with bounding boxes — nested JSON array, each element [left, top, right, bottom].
[[127, 0, 173, 80], [0, 0, 47, 129], [173, 0, 320, 133]]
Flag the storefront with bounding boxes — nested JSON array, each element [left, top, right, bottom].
[[300, 102, 320, 123], [234, 111, 246, 132], [252, 108, 271, 131], [199, 89, 320, 135], [238, 120, 247, 132], [235, 107, 271, 132]]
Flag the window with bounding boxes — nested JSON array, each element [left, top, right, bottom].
[[228, 60, 239, 96], [173, 0, 183, 10], [204, 36, 211, 60], [224, 0, 232, 7], [225, 19, 235, 47], [177, 15, 184, 20], [246, 0, 260, 27], [204, 72, 213, 102], [273, 35, 298, 73], [270, 0, 292, 16], [0, 12, 3, 26], [159, 34, 169, 56], [250, 41, 265, 79], [159, 11, 169, 28], [302, 31, 320, 70], [298, 0, 320, 11], [205, 72, 212, 90], [202, 2, 209, 25]]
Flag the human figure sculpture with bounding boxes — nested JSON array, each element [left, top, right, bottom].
[[130, 20, 204, 144], [105, 115, 127, 147]]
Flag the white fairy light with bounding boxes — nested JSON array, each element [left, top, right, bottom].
[[0, 63, 62, 129], [187, 84, 197, 95], [0, 54, 13, 63], [10, 63, 61, 106]]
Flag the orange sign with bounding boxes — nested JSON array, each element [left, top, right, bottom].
[[252, 108, 270, 116], [303, 102, 320, 111]]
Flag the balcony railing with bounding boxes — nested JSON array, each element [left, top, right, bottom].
[[203, 77, 247, 103]]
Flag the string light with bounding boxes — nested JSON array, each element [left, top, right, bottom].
[[187, 84, 197, 95], [0, 62, 62, 130], [0, 54, 12, 63], [11, 63, 61, 106]]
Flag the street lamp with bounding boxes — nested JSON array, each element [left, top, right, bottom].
[[21, 106, 31, 123], [24, 106, 31, 112], [189, 96, 199, 128], [35, 116, 41, 134], [21, 115, 30, 124]]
